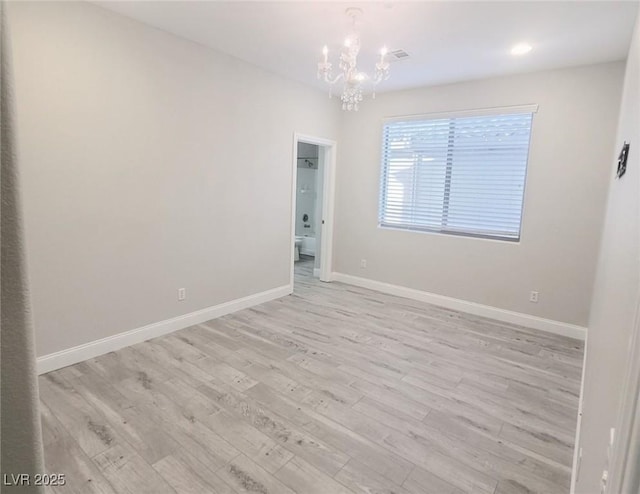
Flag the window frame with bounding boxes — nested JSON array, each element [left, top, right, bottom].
[[378, 105, 538, 242]]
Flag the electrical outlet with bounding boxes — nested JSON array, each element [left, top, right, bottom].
[[360, 259, 367, 269], [529, 291, 539, 303], [178, 288, 186, 301]]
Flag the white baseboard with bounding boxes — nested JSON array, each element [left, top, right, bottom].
[[313, 268, 321, 278], [332, 272, 586, 340], [37, 284, 292, 375]]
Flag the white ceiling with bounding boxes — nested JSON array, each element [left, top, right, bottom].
[[94, 1, 639, 93]]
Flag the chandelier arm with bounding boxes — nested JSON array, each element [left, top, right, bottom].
[[321, 72, 345, 85]]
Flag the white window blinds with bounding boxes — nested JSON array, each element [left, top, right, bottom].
[[379, 110, 534, 241]]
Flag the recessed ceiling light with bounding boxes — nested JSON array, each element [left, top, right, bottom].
[[511, 43, 533, 56]]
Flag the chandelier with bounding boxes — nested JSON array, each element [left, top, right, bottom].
[[317, 8, 391, 111]]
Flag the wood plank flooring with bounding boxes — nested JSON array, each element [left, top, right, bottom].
[[38, 258, 584, 494]]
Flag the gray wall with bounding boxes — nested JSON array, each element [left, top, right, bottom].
[[9, 1, 340, 357], [576, 15, 640, 493], [334, 62, 624, 327]]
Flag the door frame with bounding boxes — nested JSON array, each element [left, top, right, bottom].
[[290, 133, 337, 287]]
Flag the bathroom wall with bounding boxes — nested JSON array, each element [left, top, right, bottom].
[[295, 143, 319, 241]]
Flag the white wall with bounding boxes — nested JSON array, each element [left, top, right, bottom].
[[8, 2, 630, 363], [9, 1, 340, 357], [575, 14, 640, 493], [334, 62, 624, 327]]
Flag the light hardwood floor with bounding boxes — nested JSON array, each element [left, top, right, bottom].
[[39, 257, 584, 494]]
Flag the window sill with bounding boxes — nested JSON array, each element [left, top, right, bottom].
[[378, 224, 521, 243]]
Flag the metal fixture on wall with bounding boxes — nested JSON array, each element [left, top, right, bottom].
[[317, 7, 391, 111]]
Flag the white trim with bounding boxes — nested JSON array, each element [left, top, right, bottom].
[[570, 332, 589, 493], [290, 136, 299, 289], [332, 272, 586, 340], [378, 224, 522, 244], [291, 133, 337, 285], [36, 284, 291, 375], [384, 104, 539, 123]]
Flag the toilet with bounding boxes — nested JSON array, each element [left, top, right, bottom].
[[294, 236, 303, 261]]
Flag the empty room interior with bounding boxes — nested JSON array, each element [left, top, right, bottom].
[[2, 1, 640, 493]]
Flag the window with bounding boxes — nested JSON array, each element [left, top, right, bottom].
[[379, 108, 535, 241]]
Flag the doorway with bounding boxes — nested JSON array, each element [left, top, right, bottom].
[[290, 133, 336, 288]]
